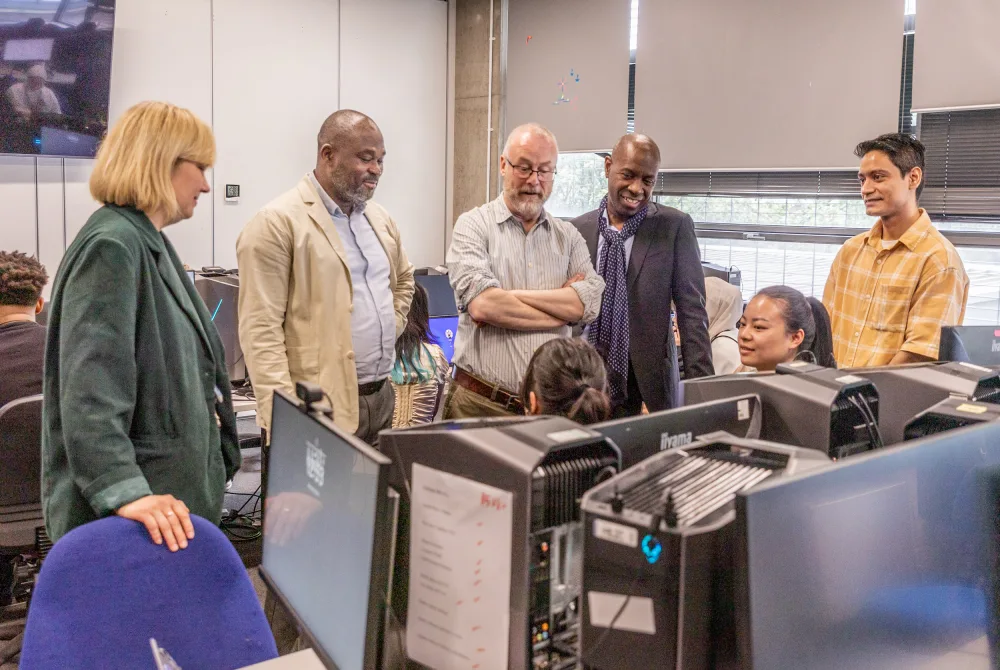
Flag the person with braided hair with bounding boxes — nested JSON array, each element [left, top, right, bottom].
[[521, 337, 611, 425]]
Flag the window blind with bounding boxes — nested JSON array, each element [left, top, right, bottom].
[[506, 0, 631, 152], [655, 171, 859, 199], [919, 109, 1000, 220], [911, 0, 1000, 112], [633, 0, 902, 170]]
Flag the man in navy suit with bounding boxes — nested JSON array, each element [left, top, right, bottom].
[[572, 135, 713, 416]]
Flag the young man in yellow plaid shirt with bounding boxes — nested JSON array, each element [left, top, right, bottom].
[[823, 134, 969, 368]]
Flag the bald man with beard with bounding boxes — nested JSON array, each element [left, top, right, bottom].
[[573, 134, 713, 416], [237, 110, 414, 447]]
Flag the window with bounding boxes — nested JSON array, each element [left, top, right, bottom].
[[547, 153, 607, 219], [702, 238, 1000, 326]]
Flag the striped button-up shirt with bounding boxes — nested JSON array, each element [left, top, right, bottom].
[[447, 196, 605, 392], [823, 210, 969, 367]]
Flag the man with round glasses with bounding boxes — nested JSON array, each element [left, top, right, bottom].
[[444, 123, 605, 418]]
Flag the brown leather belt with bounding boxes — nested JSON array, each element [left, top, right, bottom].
[[358, 378, 387, 396], [453, 367, 524, 414]]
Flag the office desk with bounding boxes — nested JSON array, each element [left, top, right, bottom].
[[232, 393, 257, 415]]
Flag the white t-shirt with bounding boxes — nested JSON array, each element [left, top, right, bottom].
[[6, 82, 61, 116]]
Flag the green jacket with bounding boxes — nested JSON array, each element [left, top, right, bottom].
[[42, 205, 241, 542]]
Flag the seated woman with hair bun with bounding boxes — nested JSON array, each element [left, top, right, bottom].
[[521, 338, 611, 425]]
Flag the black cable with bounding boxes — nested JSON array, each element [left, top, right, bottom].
[[849, 396, 881, 452], [853, 395, 882, 449], [580, 570, 644, 662], [859, 395, 884, 449], [582, 490, 673, 663], [848, 396, 876, 452]]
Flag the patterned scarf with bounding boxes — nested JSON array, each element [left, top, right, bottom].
[[587, 195, 648, 404]]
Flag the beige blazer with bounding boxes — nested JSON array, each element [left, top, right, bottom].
[[236, 174, 415, 435]]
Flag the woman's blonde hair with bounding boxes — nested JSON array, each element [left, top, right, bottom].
[[90, 101, 215, 220]]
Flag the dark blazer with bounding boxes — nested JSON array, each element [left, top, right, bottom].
[[573, 203, 713, 412], [42, 205, 241, 542]]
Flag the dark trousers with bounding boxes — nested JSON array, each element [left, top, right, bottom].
[[611, 360, 644, 419], [355, 379, 395, 447]]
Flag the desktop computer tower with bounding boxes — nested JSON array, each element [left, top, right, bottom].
[[380, 416, 621, 670], [682, 367, 881, 459], [904, 396, 1000, 440], [845, 361, 1000, 445], [579, 432, 829, 670]]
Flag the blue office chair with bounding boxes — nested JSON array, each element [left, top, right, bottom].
[[20, 515, 277, 669]]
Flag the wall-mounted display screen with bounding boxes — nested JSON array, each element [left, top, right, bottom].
[[0, 0, 115, 157]]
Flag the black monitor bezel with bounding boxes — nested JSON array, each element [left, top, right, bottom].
[[593, 394, 761, 468], [261, 389, 394, 670], [733, 420, 1000, 668]]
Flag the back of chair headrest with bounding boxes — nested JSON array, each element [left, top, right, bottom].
[[0, 394, 43, 507]]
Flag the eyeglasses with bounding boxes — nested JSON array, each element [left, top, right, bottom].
[[503, 156, 557, 182]]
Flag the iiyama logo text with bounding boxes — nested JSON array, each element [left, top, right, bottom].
[[660, 431, 693, 451]]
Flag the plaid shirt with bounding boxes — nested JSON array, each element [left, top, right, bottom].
[[823, 210, 969, 367]]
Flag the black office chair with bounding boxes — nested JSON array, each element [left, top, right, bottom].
[[0, 394, 49, 607]]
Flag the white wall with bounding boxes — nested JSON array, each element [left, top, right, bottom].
[[0, 0, 450, 294], [339, 0, 449, 269], [211, 0, 340, 269]]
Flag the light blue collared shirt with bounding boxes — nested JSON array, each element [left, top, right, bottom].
[[310, 173, 395, 383]]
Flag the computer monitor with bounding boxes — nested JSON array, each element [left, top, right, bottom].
[[192, 274, 245, 383], [702, 261, 741, 288], [592, 394, 762, 468], [844, 361, 1000, 445], [415, 273, 459, 363], [939, 326, 1000, 368], [427, 315, 458, 363], [682, 367, 881, 459], [260, 390, 394, 670], [735, 420, 1000, 670], [414, 273, 457, 317], [39, 127, 99, 157]]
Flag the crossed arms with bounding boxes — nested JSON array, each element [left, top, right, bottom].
[[447, 215, 605, 331]]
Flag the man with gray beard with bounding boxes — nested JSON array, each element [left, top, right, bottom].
[[444, 123, 605, 419]]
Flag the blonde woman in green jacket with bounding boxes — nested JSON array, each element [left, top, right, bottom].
[[42, 102, 240, 550]]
